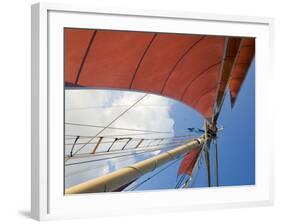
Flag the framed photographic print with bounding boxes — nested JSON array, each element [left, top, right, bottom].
[[31, 2, 274, 221]]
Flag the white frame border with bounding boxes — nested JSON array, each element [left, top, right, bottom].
[[31, 2, 275, 221]]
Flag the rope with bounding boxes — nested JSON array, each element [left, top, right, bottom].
[[187, 142, 208, 188], [175, 142, 206, 188], [65, 143, 183, 166], [65, 133, 196, 141], [65, 146, 171, 177], [66, 104, 170, 111], [125, 154, 185, 191], [65, 140, 192, 160], [69, 94, 148, 157], [65, 122, 177, 134], [65, 138, 191, 147]]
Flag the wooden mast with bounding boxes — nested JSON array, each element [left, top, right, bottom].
[[65, 137, 205, 194], [214, 139, 219, 186]]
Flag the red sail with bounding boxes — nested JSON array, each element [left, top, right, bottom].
[[178, 147, 200, 176], [64, 28, 253, 119], [229, 38, 255, 107]]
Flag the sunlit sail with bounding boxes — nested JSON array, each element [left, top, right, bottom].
[[64, 28, 255, 194]]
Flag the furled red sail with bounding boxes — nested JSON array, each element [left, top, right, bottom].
[[64, 28, 254, 119], [177, 147, 200, 176], [229, 38, 255, 107]]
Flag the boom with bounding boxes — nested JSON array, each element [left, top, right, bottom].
[[65, 136, 205, 194]]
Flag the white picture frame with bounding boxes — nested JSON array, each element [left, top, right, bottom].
[[31, 2, 274, 221]]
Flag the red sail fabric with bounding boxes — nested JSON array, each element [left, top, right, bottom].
[[64, 28, 228, 119], [178, 147, 200, 176], [64, 29, 95, 85], [229, 38, 255, 107]]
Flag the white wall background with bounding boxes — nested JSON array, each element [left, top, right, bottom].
[[0, 0, 279, 223]]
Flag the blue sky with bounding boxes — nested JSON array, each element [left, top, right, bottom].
[[125, 59, 255, 190], [212, 59, 255, 187], [65, 59, 255, 191]]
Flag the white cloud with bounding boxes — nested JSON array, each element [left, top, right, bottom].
[[65, 89, 175, 187]]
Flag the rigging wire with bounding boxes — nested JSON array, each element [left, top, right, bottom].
[[182, 150, 204, 188], [65, 139, 193, 160], [175, 169, 188, 189], [65, 144, 180, 177], [213, 139, 219, 186], [64, 132, 174, 139], [174, 142, 206, 188], [125, 154, 185, 191], [186, 142, 208, 188], [175, 154, 196, 189], [187, 156, 203, 188], [69, 94, 148, 158], [64, 137, 193, 146], [65, 148, 159, 177], [65, 133, 157, 139], [65, 142, 183, 166], [64, 133, 196, 141], [65, 122, 181, 134], [66, 104, 171, 111]]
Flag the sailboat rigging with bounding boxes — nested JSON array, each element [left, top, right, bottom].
[[64, 28, 255, 194]]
